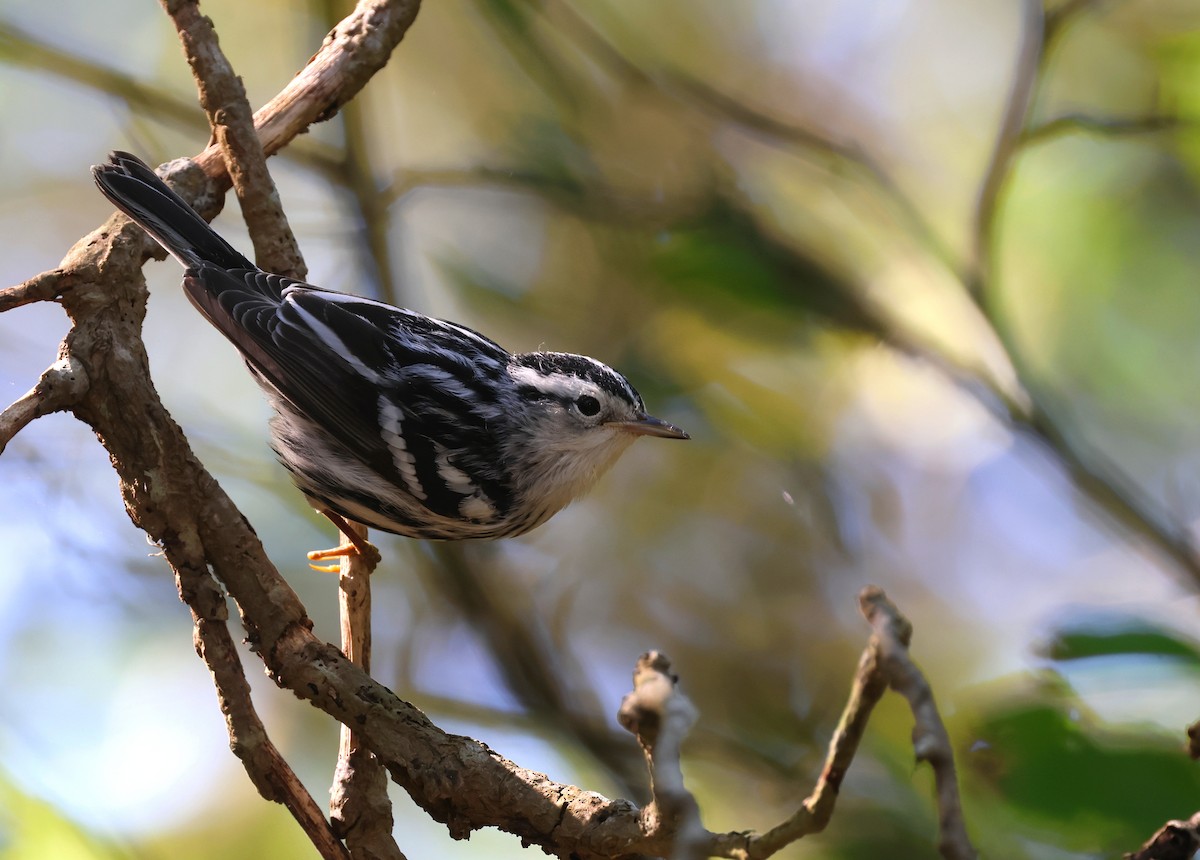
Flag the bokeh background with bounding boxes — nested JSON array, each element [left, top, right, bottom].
[[5, 0, 1200, 856]]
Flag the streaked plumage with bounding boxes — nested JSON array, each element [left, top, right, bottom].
[[92, 152, 687, 542]]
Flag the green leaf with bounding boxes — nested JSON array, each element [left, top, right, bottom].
[[1039, 615, 1200, 667]]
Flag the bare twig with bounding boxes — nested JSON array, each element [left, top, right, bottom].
[[0, 269, 75, 312], [970, 0, 1112, 297], [0, 21, 210, 135], [1126, 811, 1200, 860], [1022, 112, 1183, 145], [0, 21, 345, 178], [617, 652, 706, 860], [741, 605, 891, 857], [0, 356, 89, 455], [181, 554, 350, 860], [966, 0, 1044, 298], [859, 588, 976, 860], [328, 521, 402, 860], [165, 0, 306, 279]]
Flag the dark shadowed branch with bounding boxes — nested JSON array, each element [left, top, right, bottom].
[[1125, 812, 1200, 860]]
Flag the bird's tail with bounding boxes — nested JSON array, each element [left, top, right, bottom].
[[92, 151, 255, 271]]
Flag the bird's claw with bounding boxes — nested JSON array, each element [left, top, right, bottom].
[[307, 540, 382, 573]]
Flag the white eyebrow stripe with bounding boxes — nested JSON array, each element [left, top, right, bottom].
[[508, 365, 591, 399]]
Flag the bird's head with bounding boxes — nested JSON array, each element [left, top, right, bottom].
[[503, 351, 688, 525]]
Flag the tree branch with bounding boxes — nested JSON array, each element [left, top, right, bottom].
[[183, 556, 350, 860], [165, 0, 307, 279], [328, 521, 402, 860], [0, 355, 89, 454], [0, 269, 77, 312], [859, 588, 976, 860], [188, 0, 421, 183], [966, 0, 1044, 298], [617, 652, 706, 860], [1126, 811, 1200, 860], [1021, 112, 1184, 144]]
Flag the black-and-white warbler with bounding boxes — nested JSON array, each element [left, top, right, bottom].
[[92, 152, 688, 555]]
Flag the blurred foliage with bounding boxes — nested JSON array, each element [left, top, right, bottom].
[[1040, 612, 1200, 665], [0, 771, 131, 860], [5, 0, 1200, 858], [961, 669, 1200, 853]]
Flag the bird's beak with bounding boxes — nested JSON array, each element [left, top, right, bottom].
[[607, 413, 690, 440]]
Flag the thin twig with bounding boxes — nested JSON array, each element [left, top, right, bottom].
[[164, 0, 306, 280], [617, 652, 706, 860], [859, 588, 976, 860], [182, 554, 350, 860], [966, 0, 1044, 299], [0, 269, 74, 312], [0, 21, 209, 134], [740, 607, 891, 857], [969, 0, 1109, 297], [328, 521, 402, 860], [0, 356, 89, 455], [0, 21, 345, 178], [1022, 112, 1183, 145]]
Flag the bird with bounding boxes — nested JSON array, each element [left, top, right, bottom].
[[92, 151, 688, 565]]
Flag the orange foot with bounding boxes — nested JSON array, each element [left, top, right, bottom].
[[307, 511, 381, 572]]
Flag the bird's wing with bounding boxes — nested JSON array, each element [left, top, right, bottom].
[[186, 267, 514, 519]]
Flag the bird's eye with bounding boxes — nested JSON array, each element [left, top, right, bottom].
[[575, 395, 601, 417]]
